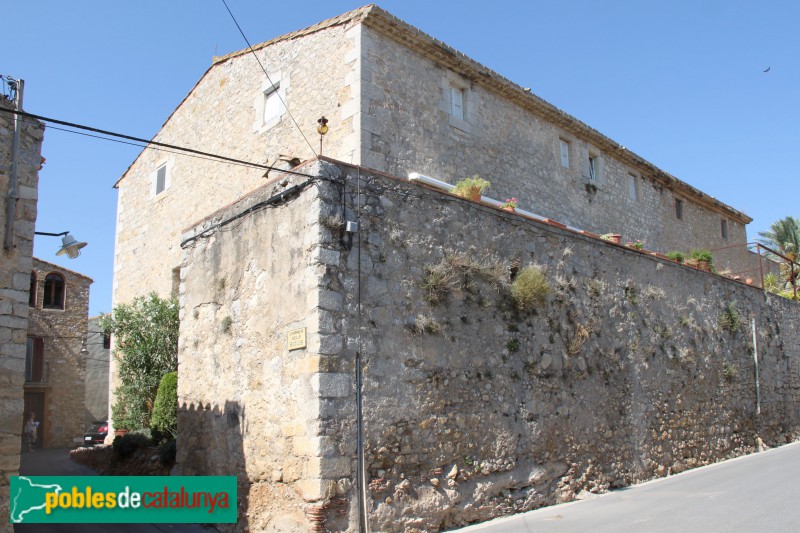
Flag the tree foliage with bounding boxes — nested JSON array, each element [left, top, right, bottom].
[[757, 216, 800, 259], [757, 216, 800, 298], [101, 293, 179, 430], [151, 371, 178, 440]]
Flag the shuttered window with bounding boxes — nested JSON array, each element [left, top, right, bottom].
[[25, 336, 44, 382], [450, 86, 464, 120], [560, 140, 570, 168]]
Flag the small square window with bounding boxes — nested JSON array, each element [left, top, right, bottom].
[[155, 164, 167, 195], [675, 198, 684, 220], [721, 219, 728, 239], [559, 140, 570, 168], [450, 86, 464, 120]]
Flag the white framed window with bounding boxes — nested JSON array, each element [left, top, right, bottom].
[[441, 71, 475, 133], [450, 86, 464, 120], [559, 140, 570, 168], [151, 158, 172, 198], [155, 163, 167, 195], [628, 173, 639, 201], [263, 82, 283, 125], [254, 73, 289, 133]]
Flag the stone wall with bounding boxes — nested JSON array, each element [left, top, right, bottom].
[[177, 172, 349, 532], [356, 21, 751, 275], [179, 159, 800, 532], [27, 258, 91, 448], [0, 96, 43, 530], [70, 445, 171, 476], [325, 162, 800, 531]]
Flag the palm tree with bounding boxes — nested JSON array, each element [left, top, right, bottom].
[[757, 216, 800, 292], [757, 216, 800, 259]]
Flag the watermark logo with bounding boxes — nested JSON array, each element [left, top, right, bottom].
[[10, 476, 237, 523]]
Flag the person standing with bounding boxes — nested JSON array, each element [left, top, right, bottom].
[[24, 413, 37, 452]]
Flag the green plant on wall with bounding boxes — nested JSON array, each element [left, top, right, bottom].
[[511, 265, 549, 310], [723, 362, 737, 382], [719, 301, 741, 332], [453, 175, 491, 201], [101, 293, 179, 431], [666, 251, 685, 263]]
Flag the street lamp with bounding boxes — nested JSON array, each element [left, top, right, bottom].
[[34, 231, 87, 259]]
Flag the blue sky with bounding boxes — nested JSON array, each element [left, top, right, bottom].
[[5, 1, 799, 316]]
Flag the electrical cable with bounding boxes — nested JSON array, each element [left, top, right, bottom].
[[0, 107, 318, 179], [44, 124, 260, 171], [220, 0, 320, 162], [179, 175, 337, 247]]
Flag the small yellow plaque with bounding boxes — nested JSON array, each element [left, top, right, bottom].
[[287, 327, 307, 351]]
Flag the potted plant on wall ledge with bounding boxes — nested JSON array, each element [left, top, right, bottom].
[[601, 233, 622, 245], [453, 175, 491, 202], [502, 197, 518, 212], [689, 249, 714, 272]]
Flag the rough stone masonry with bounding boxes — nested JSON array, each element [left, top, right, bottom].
[[0, 97, 43, 531], [178, 159, 800, 532]]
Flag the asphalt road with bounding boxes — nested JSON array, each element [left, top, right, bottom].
[[457, 441, 800, 532], [13, 447, 218, 533]]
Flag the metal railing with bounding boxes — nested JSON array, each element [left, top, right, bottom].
[[711, 241, 798, 298]]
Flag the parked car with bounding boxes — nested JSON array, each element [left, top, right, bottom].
[[83, 421, 108, 446]]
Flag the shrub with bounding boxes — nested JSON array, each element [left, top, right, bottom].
[[158, 439, 177, 465], [666, 251, 685, 263], [151, 372, 178, 441], [511, 265, 549, 310], [112, 432, 152, 460]]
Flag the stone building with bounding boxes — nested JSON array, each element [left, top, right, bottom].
[[85, 316, 110, 424], [25, 257, 92, 448], [0, 84, 43, 530], [112, 4, 755, 312], [108, 6, 791, 531]]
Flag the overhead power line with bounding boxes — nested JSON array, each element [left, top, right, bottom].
[[220, 0, 320, 160], [0, 107, 318, 179]]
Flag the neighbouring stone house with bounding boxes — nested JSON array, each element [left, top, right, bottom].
[[25, 257, 92, 448], [85, 316, 110, 424], [108, 6, 796, 531], [0, 85, 43, 530]]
